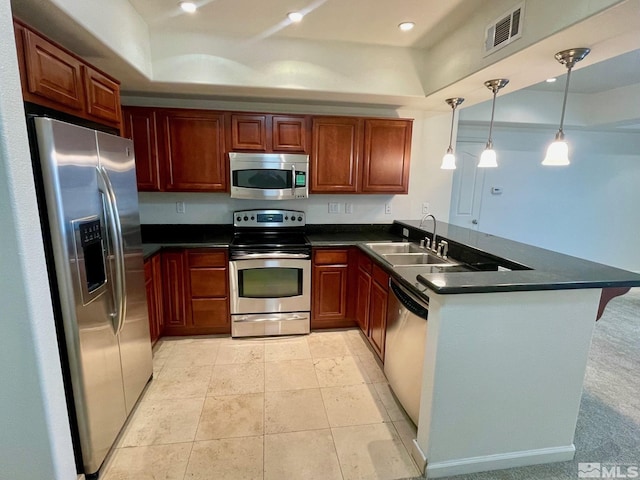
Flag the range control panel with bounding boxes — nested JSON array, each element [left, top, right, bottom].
[[233, 209, 305, 228]]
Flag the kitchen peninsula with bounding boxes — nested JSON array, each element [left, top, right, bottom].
[[142, 218, 640, 478]]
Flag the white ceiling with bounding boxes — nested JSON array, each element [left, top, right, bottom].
[[128, 0, 469, 48]]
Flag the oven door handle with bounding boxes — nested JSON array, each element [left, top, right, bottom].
[[231, 253, 310, 260]]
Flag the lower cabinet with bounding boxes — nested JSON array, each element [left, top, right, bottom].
[[144, 253, 163, 346], [353, 249, 389, 361], [311, 248, 357, 329], [161, 248, 231, 336]]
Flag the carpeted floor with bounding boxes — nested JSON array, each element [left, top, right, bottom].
[[403, 288, 640, 480]]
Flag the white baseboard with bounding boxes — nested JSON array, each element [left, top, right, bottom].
[[411, 439, 427, 474], [426, 444, 575, 478]]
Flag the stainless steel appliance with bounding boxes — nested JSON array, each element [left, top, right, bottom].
[[229, 209, 311, 337], [229, 152, 309, 200], [31, 117, 152, 477], [384, 278, 429, 425]]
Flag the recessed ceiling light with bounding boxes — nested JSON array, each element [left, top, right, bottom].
[[288, 11, 304, 23], [179, 2, 197, 13], [546, 77, 557, 83], [398, 22, 415, 32]]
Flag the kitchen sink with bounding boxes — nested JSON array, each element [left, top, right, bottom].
[[365, 242, 426, 254], [382, 252, 458, 266]]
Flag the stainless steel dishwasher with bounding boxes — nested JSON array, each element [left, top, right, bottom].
[[384, 278, 429, 425]]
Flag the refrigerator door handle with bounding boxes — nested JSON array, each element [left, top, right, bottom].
[[97, 165, 127, 335]]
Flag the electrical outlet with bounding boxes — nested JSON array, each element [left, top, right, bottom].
[[422, 202, 430, 214], [345, 203, 353, 214], [385, 202, 392, 214], [402, 228, 409, 238], [176, 201, 185, 214], [328, 202, 341, 214]]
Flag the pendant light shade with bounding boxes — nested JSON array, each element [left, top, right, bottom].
[[440, 97, 464, 170], [479, 79, 509, 168], [543, 47, 590, 166]]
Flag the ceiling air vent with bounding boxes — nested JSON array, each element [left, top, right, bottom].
[[484, 2, 524, 56]]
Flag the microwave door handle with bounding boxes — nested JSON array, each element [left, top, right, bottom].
[[96, 166, 127, 336], [291, 164, 296, 196]]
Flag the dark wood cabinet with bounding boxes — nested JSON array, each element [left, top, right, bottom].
[[144, 253, 163, 345], [122, 106, 161, 191], [355, 252, 372, 333], [311, 248, 356, 329], [362, 119, 412, 194], [161, 250, 189, 329], [311, 117, 362, 193], [230, 114, 268, 151], [82, 66, 121, 125], [368, 264, 389, 359], [228, 113, 309, 153], [272, 115, 308, 152], [161, 248, 230, 336], [311, 116, 412, 194], [187, 249, 230, 334], [157, 109, 227, 192], [352, 249, 389, 361], [13, 18, 121, 129]]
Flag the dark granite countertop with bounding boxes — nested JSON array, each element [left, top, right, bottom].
[[139, 221, 640, 297], [386, 220, 640, 295]]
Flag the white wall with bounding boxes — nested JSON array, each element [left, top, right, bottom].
[[124, 96, 456, 225], [0, 2, 76, 478], [455, 123, 640, 272]]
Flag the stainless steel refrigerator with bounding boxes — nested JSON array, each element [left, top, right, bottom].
[[32, 117, 152, 477]]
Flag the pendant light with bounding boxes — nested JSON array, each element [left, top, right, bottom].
[[542, 47, 590, 166], [478, 79, 509, 168], [440, 97, 464, 170]]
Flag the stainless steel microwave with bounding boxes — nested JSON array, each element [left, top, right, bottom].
[[229, 152, 309, 200]]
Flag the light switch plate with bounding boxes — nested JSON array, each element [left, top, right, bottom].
[[176, 201, 185, 214], [328, 202, 341, 214], [345, 203, 353, 214]]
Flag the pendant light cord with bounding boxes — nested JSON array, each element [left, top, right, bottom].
[[448, 105, 456, 150], [487, 89, 498, 146], [558, 66, 573, 134]]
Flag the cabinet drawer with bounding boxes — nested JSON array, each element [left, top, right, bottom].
[[192, 298, 229, 327], [372, 263, 389, 290], [357, 252, 372, 273], [314, 249, 349, 265], [190, 268, 227, 297], [188, 250, 227, 268]]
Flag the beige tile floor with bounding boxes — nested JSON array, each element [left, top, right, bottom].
[[101, 329, 420, 480]]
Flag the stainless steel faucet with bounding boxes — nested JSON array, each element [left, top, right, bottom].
[[419, 214, 437, 252]]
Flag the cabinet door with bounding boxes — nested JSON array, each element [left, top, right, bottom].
[[362, 119, 412, 193], [311, 117, 362, 193], [21, 27, 85, 112], [161, 251, 188, 328], [369, 279, 388, 360], [144, 259, 159, 344], [230, 114, 267, 151], [355, 267, 371, 334], [312, 264, 349, 328], [158, 109, 227, 191], [151, 254, 164, 337], [122, 107, 162, 192], [82, 66, 121, 126], [272, 115, 308, 153]]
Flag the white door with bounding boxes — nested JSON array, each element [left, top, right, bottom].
[[449, 143, 486, 230]]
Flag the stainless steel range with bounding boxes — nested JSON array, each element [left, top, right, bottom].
[[229, 209, 311, 337]]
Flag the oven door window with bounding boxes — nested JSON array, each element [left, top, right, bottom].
[[233, 169, 292, 190], [239, 267, 302, 298]]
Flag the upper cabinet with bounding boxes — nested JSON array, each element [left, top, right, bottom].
[[13, 19, 122, 129], [122, 106, 161, 192], [227, 113, 309, 153], [362, 119, 412, 194], [311, 116, 412, 194], [311, 117, 362, 193], [157, 109, 227, 192]]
